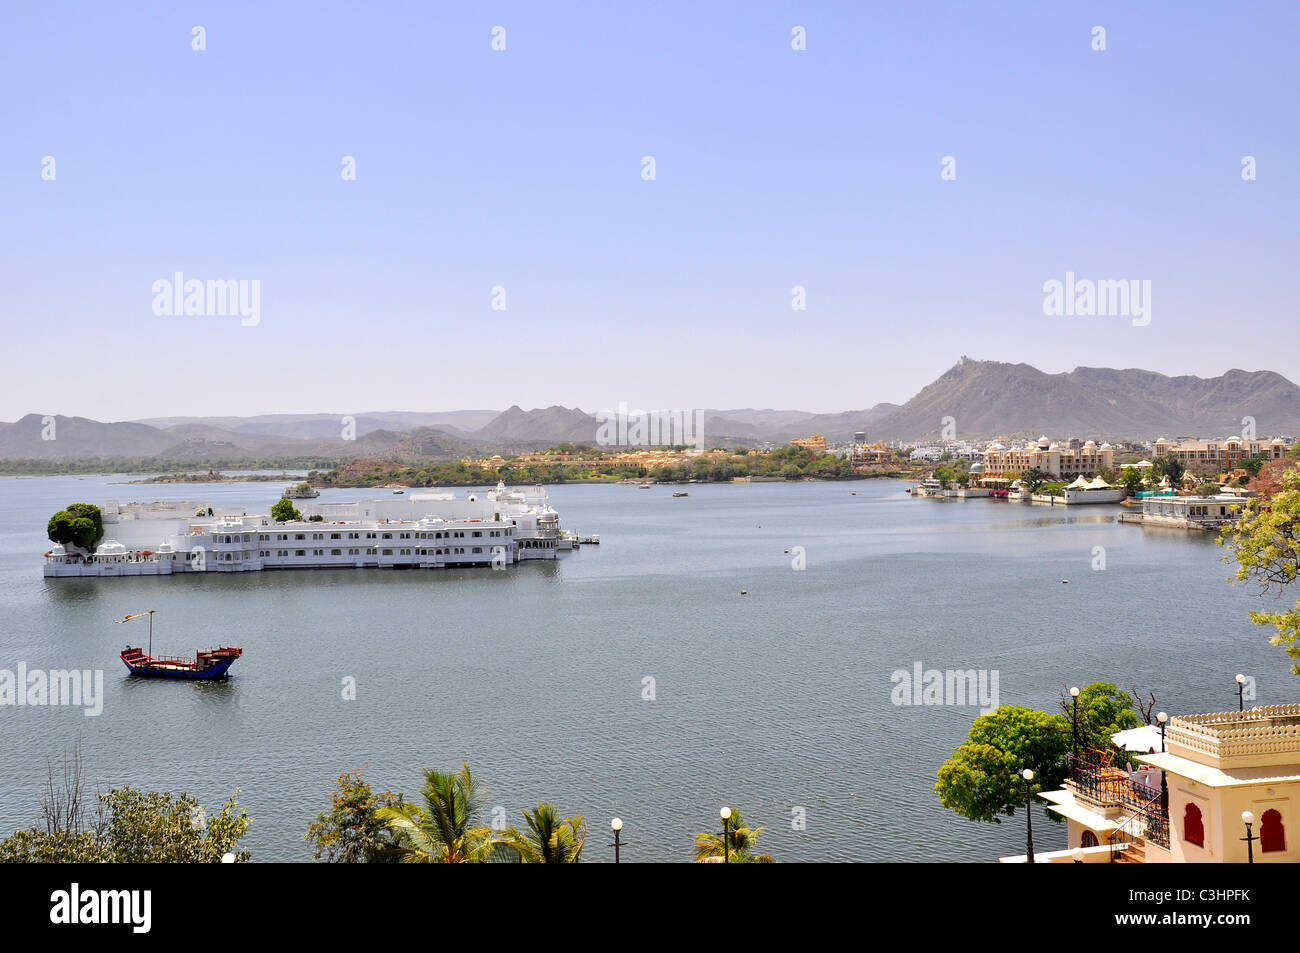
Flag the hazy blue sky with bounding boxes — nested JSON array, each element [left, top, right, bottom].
[[3, 2, 1297, 421]]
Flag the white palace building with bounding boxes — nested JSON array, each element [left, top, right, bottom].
[[44, 483, 566, 577]]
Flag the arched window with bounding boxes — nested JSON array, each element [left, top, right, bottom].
[[1080, 830, 1099, 849], [1183, 803, 1205, 847], [1261, 809, 1286, 853]]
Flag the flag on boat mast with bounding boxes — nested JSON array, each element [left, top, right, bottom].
[[115, 610, 155, 624]]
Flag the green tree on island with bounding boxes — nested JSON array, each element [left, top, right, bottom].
[[693, 809, 774, 863], [304, 769, 404, 863], [375, 763, 502, 863], [46, 502, 104, 553], [1220, 468, 1300, 673], [270, 498, 301, 522], [496, 803, 587, 863]]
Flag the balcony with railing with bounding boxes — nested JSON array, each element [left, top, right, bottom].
[[1064, 749, 1169, 853]]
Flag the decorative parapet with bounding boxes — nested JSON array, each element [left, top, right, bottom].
[[1167, 705, 1300, 769]]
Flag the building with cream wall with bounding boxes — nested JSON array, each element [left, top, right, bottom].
[[982, 437, 1114, 478]]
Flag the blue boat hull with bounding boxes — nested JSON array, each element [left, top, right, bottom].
[[121, 656, 239, 679]]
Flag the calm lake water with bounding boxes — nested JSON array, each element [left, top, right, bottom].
[[0, 475, 1290, 862]]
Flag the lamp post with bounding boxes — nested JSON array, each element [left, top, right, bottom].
[[720, 807, 732, 864], [609, 818, 625, 864], [1157, 712, 1169, 817], [1241, 811, 1256, 864], [1236, 674, 1246, 713], [1069, 686, 1080, 778], [1022, 769, 1035, 864], [1072, 847, 1085, 864]]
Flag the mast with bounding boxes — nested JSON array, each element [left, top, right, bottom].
[[148, 610, 153, 656]]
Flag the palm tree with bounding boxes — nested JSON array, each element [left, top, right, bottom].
[[376, 763, 499, 863], [496, 803, 586, 863], [693, 809, 774, 863]]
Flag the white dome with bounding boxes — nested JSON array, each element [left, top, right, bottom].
[[1048, 443, 1060, 452], [1083, 440, 1096, 448], [1100, 443, 1112, 450], [95, 540, 127, 556]]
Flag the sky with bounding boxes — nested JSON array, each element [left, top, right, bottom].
[[2, 1, 1297, 421]]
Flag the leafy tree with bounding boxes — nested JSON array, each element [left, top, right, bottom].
[[1021, 468, 1049, 492], [46, 503, 104, 553], [935, 706, 1069, 823], [0, 787, 250, 862], [1195, 480, 1220, 496], [1060, 683, 1141, 754], [496, 804, 586, 863], [1220, 469, 1300, 673], [693, 809, 774, 862], [1242, 455, 1267, 478], [271, 498, 301, 522], [1120, 466, 1144, 497], [376, 763, 500, 863], [305, 770, 404, 863], [1150, 453, 1185, 487]]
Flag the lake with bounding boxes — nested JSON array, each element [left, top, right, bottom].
[[0, 475, 1290, 862]]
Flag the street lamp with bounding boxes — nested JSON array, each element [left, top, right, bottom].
[[1157, 712, 1169, 816], [1241, 811, 1257, 864], [1022, 769, 1035, 864], [1072, 847, 1085, 864], [1070, 686, 1081, 778], [1236, 674, 1246, 713], [609, 817, 625, 864], [720, 807, 732, 864]]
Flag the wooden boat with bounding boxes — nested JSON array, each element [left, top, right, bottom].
[[115, 611, 242, 680]]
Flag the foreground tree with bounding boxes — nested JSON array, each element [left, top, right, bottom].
[[935, 706, 1070, 824], [46, 502, 104, 553], [376, 763, 500, 863], [693, 809, 774, 863], [1060, 682, 1142, 750], [305, 769, 403, 863], [497, 803, 586, 863], [0, 786, 251, 862], [1220, 468, 1300, 673]]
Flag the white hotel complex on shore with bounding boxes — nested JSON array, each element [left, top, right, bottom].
[[44, 483, 567, 577]]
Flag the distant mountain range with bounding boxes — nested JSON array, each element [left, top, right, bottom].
[[3, 359, 1297, 464]]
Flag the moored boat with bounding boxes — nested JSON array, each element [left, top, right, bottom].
[[120, 645, 243, 679], [115, 610, 243, 680]]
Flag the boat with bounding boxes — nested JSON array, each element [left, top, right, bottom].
[[673, 491, 689, 497], [392, 488, 405, 495], [114, 610, 242, 680], [579, 534, 600, 544]]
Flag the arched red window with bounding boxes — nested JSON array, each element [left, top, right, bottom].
[[1183, 803, 1205, 847], [1260, 809, 1286, 853], [1080, 830, 1099, 848]]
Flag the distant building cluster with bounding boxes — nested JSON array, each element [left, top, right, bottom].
[[1152, 436, 1288, 469], [982, 437, 1115, 478]]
